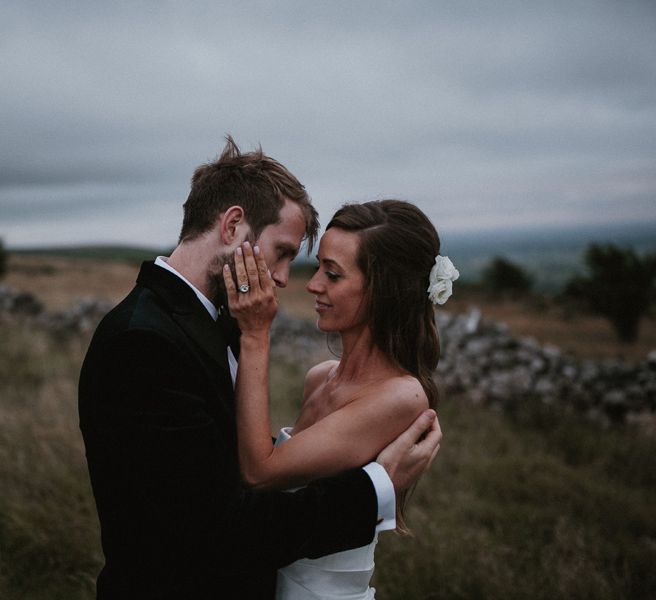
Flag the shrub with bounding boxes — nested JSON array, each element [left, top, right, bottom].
[[481, 256, 533, 296], [0, 238, 7, 279], [564, 244, 656, 343]]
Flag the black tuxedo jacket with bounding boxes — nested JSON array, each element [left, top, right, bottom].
[[79, 261, 377, 599]]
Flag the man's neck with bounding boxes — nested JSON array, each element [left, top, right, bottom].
[[168, 243, 212, 299], [156, 256, 219, 320]]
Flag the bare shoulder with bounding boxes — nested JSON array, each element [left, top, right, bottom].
[[303, 360, 339, 397], [373, 375, 429, 417]]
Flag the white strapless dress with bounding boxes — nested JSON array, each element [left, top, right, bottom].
[[274, 427, 378, 600]]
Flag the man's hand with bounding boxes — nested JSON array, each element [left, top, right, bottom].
[[376, 409, 442, 493]]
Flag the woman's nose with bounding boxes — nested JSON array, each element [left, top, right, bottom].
[[306, 271, 322, 294]]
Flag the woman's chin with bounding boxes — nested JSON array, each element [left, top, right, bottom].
[[315, 317, 336, 333]]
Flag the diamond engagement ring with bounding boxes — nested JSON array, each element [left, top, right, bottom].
[[238, 283, 250, 294]]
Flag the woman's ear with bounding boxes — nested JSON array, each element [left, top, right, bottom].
[[219, 206, 247, 245]]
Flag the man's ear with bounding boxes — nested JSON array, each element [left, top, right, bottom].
[[218, 206, 247, 245]]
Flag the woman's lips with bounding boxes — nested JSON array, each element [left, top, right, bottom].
[[315, 301, 331, 313]]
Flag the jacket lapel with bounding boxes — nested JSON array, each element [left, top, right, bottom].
[[136, 261, 233, 389]]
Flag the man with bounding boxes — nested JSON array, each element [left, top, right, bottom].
[[79, 137, 442, 599]]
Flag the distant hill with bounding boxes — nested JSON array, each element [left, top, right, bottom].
[[9, 220, 656, 293], [439, 221, 656, 292], [12, 245, 170, 264]]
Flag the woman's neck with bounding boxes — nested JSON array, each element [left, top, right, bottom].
[[333, 326, 397, 384]]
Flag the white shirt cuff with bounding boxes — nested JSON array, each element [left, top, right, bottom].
[[362, 462, 396, 532]]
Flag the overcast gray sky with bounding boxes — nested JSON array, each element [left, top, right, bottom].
[[1, 0, 655, 248]]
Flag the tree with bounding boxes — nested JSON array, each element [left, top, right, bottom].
[[564, 244, 656, 343], [481, 256, 533, 296], [0, 238, 7, 279]]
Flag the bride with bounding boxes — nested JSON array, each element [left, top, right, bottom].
[[223, 200, 457, 599]]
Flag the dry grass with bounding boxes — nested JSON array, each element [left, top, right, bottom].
[[0, 322, 101, 599], [7, 254, 655, 363], [5, 255, 137, 311], [1, 255, 656, 599], [268, 357, 656, 600]]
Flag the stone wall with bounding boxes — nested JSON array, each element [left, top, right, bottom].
[[0, 285, 113, 335], [435, 309, 655, 423], [271, 308, 655, 423], [2, 285, 654, 423]]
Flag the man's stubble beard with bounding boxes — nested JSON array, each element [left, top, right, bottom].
[[206, 231, 257, 306], [206, 251, 233, 307]]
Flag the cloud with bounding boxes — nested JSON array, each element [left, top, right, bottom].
[[1, 0, 655, 247]]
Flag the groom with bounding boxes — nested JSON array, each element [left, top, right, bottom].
[[79, 137, 442, 599]]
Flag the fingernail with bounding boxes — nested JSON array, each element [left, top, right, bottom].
[[236, 247, 242, 256], [223, 264, 230, 271], [254, 245, 260, 255], [423, 409, 436, 419], [243, 241, 251, 249]]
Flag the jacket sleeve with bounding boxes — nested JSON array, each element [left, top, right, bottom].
[[79, 327, 377, 573]]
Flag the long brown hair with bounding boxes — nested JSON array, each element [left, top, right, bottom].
[[326, 200, 441, 529]]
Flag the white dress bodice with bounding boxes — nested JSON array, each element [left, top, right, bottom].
[[274, 427, 377, 600]]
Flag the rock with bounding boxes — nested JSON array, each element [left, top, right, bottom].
[[543, 344, 562, 362], [561, 364, 578, 379], [0, 286, 44, 316], [41, 298, 114, 335], [464, 338, 493, 356], [530, 357, 547, 373], [519, 336, 541, 352], [491, 350, 515, 369], [647, 350, 656, 368], [602, 390, 628, 422], [534, 377, 557, 398], [464, 308, 482, 334], [579, 361, 600, 383]]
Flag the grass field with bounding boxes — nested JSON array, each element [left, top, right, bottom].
[[1, 254, 655, 598]]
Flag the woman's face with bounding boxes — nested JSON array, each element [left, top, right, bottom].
[[306, 228, 366, 333]]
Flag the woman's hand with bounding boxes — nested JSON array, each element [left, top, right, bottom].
[[227, 242, 278, 484], [223, 241, 278, 337]]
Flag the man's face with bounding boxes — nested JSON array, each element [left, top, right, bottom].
[[206, 199, 306, 303], [255, 199, 307, 288]]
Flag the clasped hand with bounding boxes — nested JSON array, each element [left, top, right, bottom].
[[222, 241, 278, 336]]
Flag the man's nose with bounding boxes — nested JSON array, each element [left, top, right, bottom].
[[272, 267, 288, 288]]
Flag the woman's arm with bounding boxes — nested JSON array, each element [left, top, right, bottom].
[[224, 243, 429, 490], [237, 348, 427, 489]]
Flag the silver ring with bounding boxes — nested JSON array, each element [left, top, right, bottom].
[[238, 283, 250, 294]]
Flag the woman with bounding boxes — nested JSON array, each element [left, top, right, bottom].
[[223, 200, 457, 599]]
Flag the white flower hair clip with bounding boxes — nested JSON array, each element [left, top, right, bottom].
[[427, 255, 459, 305]]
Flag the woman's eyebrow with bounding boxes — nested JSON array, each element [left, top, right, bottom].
[[318, 257, 343, 270]]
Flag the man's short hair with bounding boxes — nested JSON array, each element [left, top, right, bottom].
[[179, 136, 319, 250]]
